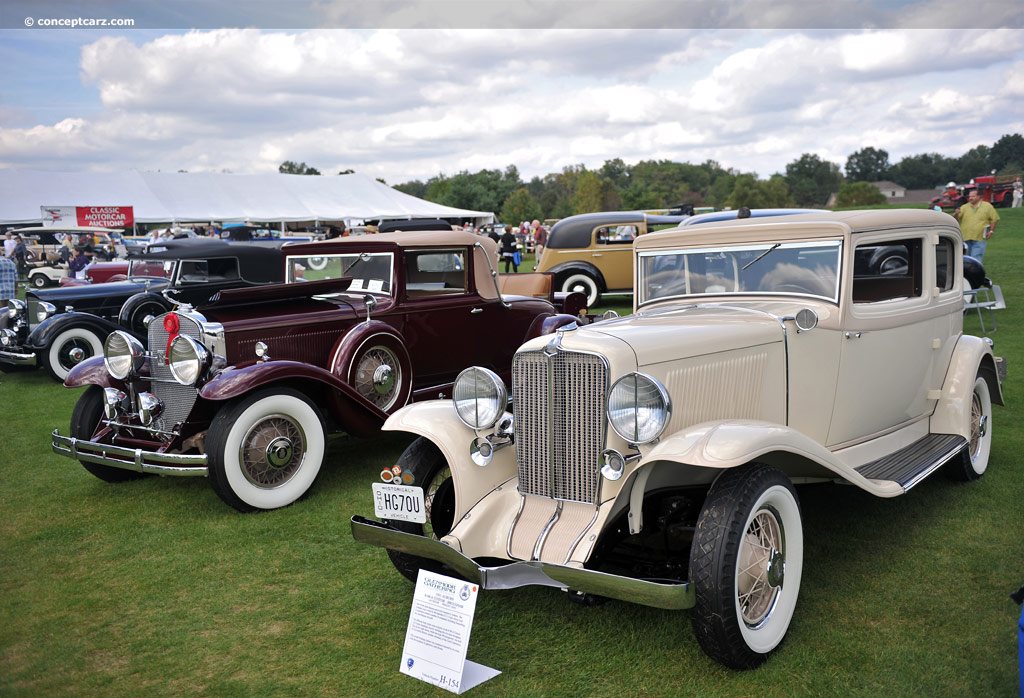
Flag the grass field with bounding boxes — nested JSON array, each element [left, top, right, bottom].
[[2, 211, 1022, 696]]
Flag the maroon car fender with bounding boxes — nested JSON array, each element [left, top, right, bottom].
[[65, 356, 121, 389], [199, 360, 388, 437], [329, 321, 413, 415], [525, 313, 580, 342]]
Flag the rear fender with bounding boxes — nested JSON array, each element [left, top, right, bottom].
[[931, 334, 1003, 439], [546, 261, 606, 290], [199, 360, 386, 436], [383, 401, 518, 524]]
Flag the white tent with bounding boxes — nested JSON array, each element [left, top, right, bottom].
[[0, 169, 493, 227]]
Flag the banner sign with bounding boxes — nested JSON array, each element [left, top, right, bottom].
[[401, 570, 499, 694], [41, 205, 134, 228]]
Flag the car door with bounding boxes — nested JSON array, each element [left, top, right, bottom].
[[827, 233, 948, 446], [400, 248, 480, 389]]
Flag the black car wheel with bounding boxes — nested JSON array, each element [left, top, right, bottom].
[[384, 437, 457, 583], [44, 327, 104, 382], [71, 385, 146, 483]]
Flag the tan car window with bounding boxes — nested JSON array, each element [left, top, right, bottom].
[[852, 238, 922, 303], [935, 237, 955, 292]]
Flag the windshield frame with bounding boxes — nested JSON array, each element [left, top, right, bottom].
[[127, 258, 178, 281], [637, 239, 844, 308], [284, 251, 396, 296]]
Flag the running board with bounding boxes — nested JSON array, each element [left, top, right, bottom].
[[854, 433, 967, 491]]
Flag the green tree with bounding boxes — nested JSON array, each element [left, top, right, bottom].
[[500, 188, 543, 225], [393, 179, 428, 198], [724, 174, 791, 209], [835, 181, 888, 208], [845, 147, 891, 182], [784, 154, 842, 207], [954, 145, 991, 183], [990, 133, 1024, 173], [278, 161, 321, 175], [571, 170, 604, 214], [888, 153, 956, 189]]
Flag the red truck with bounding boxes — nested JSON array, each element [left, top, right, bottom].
[[932, 174, 1018, 209]]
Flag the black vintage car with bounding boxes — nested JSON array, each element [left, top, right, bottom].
[[0, 240, 284, 381]]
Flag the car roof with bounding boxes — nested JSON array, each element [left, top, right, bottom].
[[284, 229, 488, 251], [680, 208, 827, 226], [637, 208, 959, 250], [12, 226, 116, 234]]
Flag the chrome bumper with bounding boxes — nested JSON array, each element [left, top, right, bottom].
[[350, 515, 695, 610], [51, 429, 208, 476], [0, 348, 37, 366]]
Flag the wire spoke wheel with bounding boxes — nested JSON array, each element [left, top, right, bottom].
[[423, 465, 454, 540], [239, 414, 306, 488], [353, 345, 402, 411], [969, 391, 983, 460], [737, 508, 784, 627]]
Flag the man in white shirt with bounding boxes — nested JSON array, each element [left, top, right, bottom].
[[3, 231, 16, 257]]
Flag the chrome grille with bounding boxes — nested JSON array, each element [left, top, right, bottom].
[[26, 297, 42, 331], [147, 313, 202, 432], [512, 350, 607, 503]]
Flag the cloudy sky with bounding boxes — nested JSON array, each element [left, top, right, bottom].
[[1, 0, 1022, 185]]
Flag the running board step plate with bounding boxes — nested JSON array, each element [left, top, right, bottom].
[[855, 433, 967, 491]]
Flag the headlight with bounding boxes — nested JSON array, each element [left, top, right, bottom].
[[7, 298, 25, 320], [607, 372, 671, 444], [35, 301, 56, 324], [167, 335, 209, 385], [103, 331, 145, 380], [453, 366, 507, 430]]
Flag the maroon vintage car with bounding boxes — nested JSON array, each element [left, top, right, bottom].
[[59, 260, 130, 287], [51, 231, 585, 512]]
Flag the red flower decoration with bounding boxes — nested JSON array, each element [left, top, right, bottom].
[[164, 314, 180, 363]]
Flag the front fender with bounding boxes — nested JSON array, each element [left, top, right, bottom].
[[27, 312, 123, 352], [524, 313, 583, 342], [383, 401, 518, 524], [199, 360, 386, 437], [637, 419, 904, 497], [64, 355, 124, 390]]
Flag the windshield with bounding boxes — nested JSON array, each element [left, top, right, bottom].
[[286, 252, 395, 295], [638, 240, 842, 305], [128, 259, 176, 280]]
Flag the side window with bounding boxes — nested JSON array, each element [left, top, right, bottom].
[[852, 238, 923, 303], [405, 250, 467, 296], [178, 259, 239, 284], [935, 237, 955, 292], [596, 225, 638, 245]]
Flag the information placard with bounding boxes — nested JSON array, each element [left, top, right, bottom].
[[400, 570, 500, 694]]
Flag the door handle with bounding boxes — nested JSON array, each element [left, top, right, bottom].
[[844, 331, 864, 339], [470, 308, 483, 314]]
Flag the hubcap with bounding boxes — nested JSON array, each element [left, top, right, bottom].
[[265, 436, 294, 468], [737, 507, 784, 627], [372, 364, 395, 395], [69, 347, 86, 363], [240, 414, 305, 488]]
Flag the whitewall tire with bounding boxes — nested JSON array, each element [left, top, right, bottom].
[[44, 327, 104, 382], [207, 388, 326, 512], [560, 273, 600, 307]]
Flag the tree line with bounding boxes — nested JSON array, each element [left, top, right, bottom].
[[281, 133, 1024, 221]]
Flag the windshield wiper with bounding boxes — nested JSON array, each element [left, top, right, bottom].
[[742, 243, 780, 271]]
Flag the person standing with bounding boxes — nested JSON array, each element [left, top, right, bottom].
[[12, 235, 28, 278], [499, 225, 519, 273], [68, 246, 90, 279], [0, 254, 16, 303], [533, 220, 547, 260], [4, 231, 16, 258], [1013, 175, 1023, 208], [955, 189, 1000, 261]]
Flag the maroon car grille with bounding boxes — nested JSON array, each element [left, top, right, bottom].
[[512, 350, 607, 503]]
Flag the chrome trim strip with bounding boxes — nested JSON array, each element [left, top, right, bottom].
[[505, 494, 528, 560], [563, 506, 601, 565], [51, 429, 208, 476], [902, 442, 966, 492], [351, 515, 695, 610], [532, 500, 563, 561]]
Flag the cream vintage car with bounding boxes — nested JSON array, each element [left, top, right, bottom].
[[351, 209, 1003, 669]]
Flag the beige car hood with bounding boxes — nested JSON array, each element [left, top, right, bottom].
[[584, 304, 784, 366]]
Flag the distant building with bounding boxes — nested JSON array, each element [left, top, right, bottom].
[[872, 181, 907, 199]]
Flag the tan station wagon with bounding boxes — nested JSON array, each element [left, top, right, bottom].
[[352, 209, 1003, 669]]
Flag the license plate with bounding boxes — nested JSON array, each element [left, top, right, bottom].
[[372, 482, 426, 524]]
